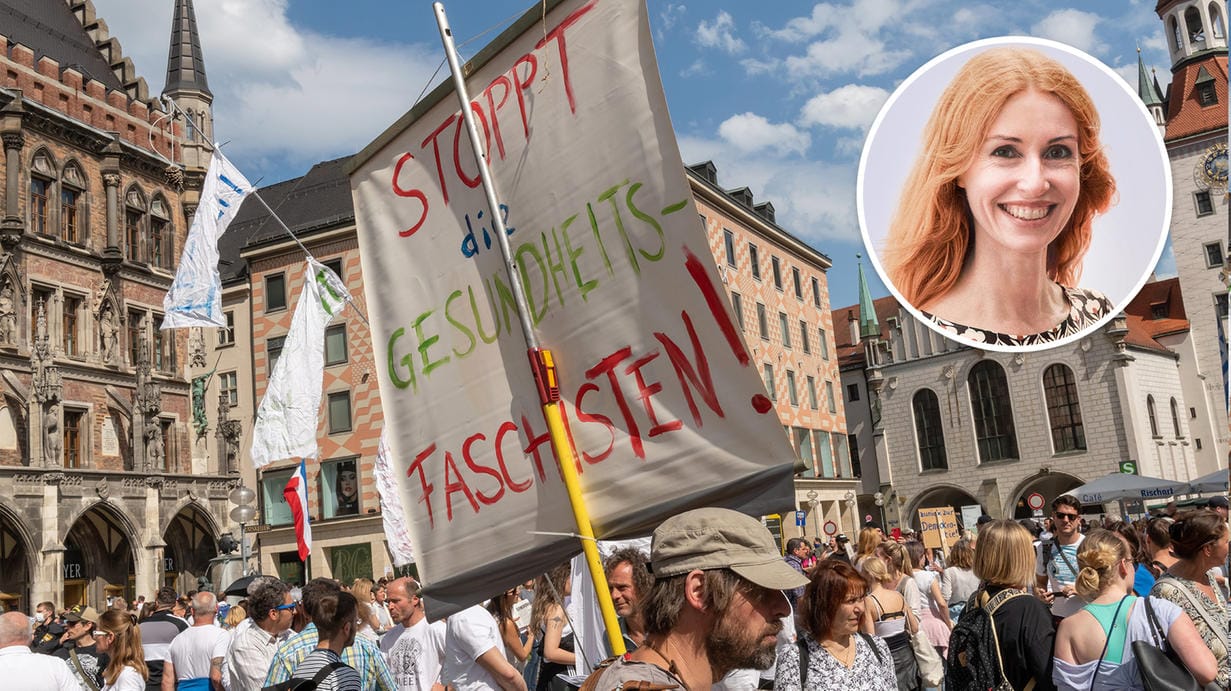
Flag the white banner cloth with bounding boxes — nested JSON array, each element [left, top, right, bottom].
[[376, 428, 416, 566], [349, 0, 796, 618], [162, 150, 253, 328], [250, 259, 349, 468]]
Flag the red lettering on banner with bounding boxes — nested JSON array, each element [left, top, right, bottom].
[[535, 0, 597, 114], [584, 347, 643, 459], [521, 413, 555, 482], [512, 55, 537, 139], [442, 450, 479, 521], [625, 351, 682, 438], [461, 432, 506, 505], [483, 76, 511, 159], [421, 114, 458, 205], [408, 444, 439, 528], [654, 310, 724, 426], [452, 105, 486, 191], [574, 382, 615, 464], [494, 421, 534, 492], [391, 153, 429, 237], [683, 246, 749, 366]]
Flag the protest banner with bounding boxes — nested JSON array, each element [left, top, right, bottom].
[[349, 0, 796, 617], [917, 506, 960, 550]]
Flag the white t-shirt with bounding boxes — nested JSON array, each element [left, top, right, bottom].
[[1036, 533, 1086, 617], [1, 646, 79, 691], [101, 665, 146, 691], [167, 623, 231, 682], [441, 605, 506, 691], [380, 617, 447, 691]]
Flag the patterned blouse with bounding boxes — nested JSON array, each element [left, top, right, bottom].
[[923, 286, 1112, 347], [774, 631, 896, 690], [1150, 570, 1230, 688]]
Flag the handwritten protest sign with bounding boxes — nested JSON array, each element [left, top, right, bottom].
[[349, 0, 796, 617], [918, 506, 960, 550]]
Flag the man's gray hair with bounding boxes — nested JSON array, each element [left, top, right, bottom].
[[0, 612, 33, 646], [191, 590, 218, 616]]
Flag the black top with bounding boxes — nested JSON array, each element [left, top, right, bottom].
[[985, 585, 1057, 691]]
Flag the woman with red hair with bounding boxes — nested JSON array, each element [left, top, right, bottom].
[[883, 47, 1115, 346]]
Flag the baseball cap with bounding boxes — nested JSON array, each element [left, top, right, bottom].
[[63, 606, 99, 625], [649, 507, 809, 591], [1207, 496, 1229, 510]]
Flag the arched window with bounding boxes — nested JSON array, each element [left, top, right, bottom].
[[29, 149, 56, 236], [1147, 395, 1159, 437], [1043, 364, 1085, 452], [60, 161, 87, 245], [124, 186, 146, 262], [1211, 3, 1226, 39], [968, 360, 1018, 462], [1172, 16, 1184, 51], [1186, 6, 1207, 47], [1170, 397, 1182, 438], [912, 389, 947, 470], [149, 196, 172, 269]]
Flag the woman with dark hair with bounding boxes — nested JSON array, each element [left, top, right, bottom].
[[335, 461, 359, 515], [1105, 520, 1153, 596], [488, 586, 533, 669], [775, 559, 895, 690], [1145, 515, 1177, 577], [1150, 509, 1230, 687]]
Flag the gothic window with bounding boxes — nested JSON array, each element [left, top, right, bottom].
[[63, 409, 85, 469], [913, 388, 948, 470], [1147, 395, 1160, 437], [1211, 3, 1226, 39], [153, 314, 175, 372], [124, 187, 147, 263], [128, 310, 144, 366], [149, 196, 172, 269], [968, 360, 1018, 462], [62, 294, 81, 357], [1170, 397, 1182, 438], [60, 162, 86, 244], [1044, 364, 1085, 452], [1185, 7, 1207, 48], [30, 177, 50, 236]]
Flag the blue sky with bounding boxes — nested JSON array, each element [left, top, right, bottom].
[[90, 0, 1178, 311]]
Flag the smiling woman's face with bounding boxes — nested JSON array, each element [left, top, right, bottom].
[[958, 88, 1081, 265]]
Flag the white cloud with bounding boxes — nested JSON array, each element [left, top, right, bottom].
[[784, 33, 911, 78], [658, 3, 688, 32], [799, 85, 890, 130], [717, 113, 811, 156], [680, 59, 709, 77], [740, 57, 781, 75], [90, 0, 442, 182], [1031, 9, 1106, 54], [695, 11, 746, 54]]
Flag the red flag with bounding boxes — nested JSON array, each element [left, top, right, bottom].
[[283, 460, 312, 562]]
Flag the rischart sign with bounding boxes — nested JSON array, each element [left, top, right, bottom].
[[349, 0, 795, 618]]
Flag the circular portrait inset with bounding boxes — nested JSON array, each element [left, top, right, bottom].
[[858, 37, 1171, 352]]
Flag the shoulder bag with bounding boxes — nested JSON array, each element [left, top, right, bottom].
[[1131, 596, 1215, 691]]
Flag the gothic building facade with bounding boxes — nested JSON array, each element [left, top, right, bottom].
[[0, 0, 234, 610]]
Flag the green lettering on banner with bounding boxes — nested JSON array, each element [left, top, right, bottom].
[[315, 269, 343, 315]]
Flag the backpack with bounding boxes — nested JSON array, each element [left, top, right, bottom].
[[946, 589, 1034, 691], [261, 661, 347, 691]]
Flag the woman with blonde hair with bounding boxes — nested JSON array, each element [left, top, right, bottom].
[[1053, 529, 1215, 689], [883, 47, 1115, 346], [94, 608, 148, 690], [855, 528, 883, 570], [861, 556, 920, 690], [954, 519, 1056, 690], [879, 540, 921, 619], [350, 578, 381, 639], [941, 538, 978, 621]]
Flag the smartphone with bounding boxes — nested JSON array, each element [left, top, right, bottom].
[[891, 527, 902, 540]]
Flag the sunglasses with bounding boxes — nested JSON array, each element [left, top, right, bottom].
[[91, 631, 113, 639], [274, 602, 299, 612], [1054, 513, 1080, 522]]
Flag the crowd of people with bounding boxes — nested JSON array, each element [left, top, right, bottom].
[[1, 496, 1227, 691]]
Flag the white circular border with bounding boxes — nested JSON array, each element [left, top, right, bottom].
[[856, 36, 1173, 354]]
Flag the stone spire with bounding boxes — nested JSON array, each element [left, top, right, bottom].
[[1137, 46, 1164, 108], [163, 0, 212, 99], [857, 255, 879, 341]]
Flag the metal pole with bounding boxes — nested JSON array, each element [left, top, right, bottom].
[[431, 2, 625, 656], [239, 522, 248, 577]]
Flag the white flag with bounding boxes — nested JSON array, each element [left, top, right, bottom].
[[375, 429, 415, 566], [162, 150, 253, 328], [250, 258, 349, 468]]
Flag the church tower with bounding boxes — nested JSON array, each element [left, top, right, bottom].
[[162, 0, 213, 174], [1153, 0, 1228, 473]]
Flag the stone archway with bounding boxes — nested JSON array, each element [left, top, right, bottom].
[[63, 503, 137, 609], [1008, 471, 1083, 520], [906, 485, 981, 532], [163, 502, 218, 593], [0, 505, 34, 611]]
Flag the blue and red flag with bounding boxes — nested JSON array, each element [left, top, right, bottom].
[[283, 460, 312, 562]]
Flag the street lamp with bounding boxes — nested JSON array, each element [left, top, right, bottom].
[[806, 489, 819, 538], [874, 491, 886, 529], [228, 486, 256, 576], [844, 490, 857, 536]]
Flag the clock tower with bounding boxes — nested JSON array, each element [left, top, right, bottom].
[[1152, 0, 1228, 473]]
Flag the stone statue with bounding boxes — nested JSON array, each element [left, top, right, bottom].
[[188, 328, 206, 367], [145, 421, 164, 469], [99, 304, 119, 365], [43, 404, 60, 465], [0, 281, 15, 344]]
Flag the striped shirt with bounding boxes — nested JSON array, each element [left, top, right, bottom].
[[264, 623, 395, 691], [290, 649, 362, 691]]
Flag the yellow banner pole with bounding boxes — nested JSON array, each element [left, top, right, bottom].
[[433, 2, 626, 657]]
